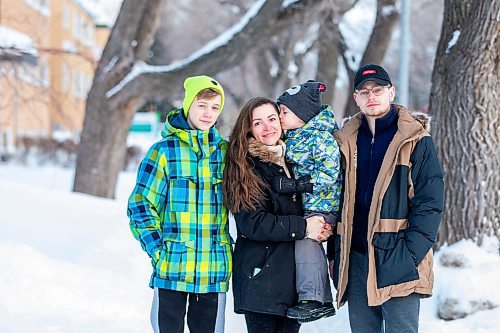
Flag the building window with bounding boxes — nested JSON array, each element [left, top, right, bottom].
[[73, 70, 81, 98], [61, 63, 69, 91], [73, 12, 80, 39], [16, 63, 39, 86], [26, 0, 51, 16], [40, 59, 49, 87], [82, 20, 89, 42], [63, 2, 70, 29]]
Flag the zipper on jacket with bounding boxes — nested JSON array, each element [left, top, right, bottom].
[[365, 136, 375, 205], [193, 136, 203, 288]]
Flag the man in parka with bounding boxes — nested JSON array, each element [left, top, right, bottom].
[[128, 75, 231, 333], [328, 64, 444, 333]]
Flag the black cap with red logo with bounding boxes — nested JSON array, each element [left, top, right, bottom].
[[353, 64, 392, 91]]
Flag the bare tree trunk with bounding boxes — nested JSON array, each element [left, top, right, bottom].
[[73, 0, 164, 198], [73, 0, 319, 198], [317, 0, 360, 107], [429, 0, 499, 246], [317, 12, 340, 106], [342, 0, 399, 117]]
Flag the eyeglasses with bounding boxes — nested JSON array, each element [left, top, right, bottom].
[[355, 85, 391, 98]]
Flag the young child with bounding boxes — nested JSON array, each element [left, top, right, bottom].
[[127, 75, 232, 333], [275, 80, 342, 323]]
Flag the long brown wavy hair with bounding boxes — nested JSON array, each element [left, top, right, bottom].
[[223, 97, 279, 213]]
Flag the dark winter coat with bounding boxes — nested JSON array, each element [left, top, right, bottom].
[[232, 140, 307, 316], [328, 105, 444, 307]]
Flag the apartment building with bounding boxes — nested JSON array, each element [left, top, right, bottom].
[[0, 0, 110, 151]]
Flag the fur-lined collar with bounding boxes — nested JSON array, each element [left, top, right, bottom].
[[410, 110, 431, 132], [340, 105, 431, 132], [336, 105, 433, 146], [248, 138, 287, 165]]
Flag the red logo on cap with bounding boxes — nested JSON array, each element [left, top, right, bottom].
[[318, 84, 326, 92], [362, 70, 376, 76]]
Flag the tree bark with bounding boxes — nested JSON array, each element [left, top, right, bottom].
[[73, 0, 162, 198], [317, 12, 340, 106], [317, 0, 360, 107], [73, 0, 319, 198], [342, 0, 399, 117], [429, 0, 499, 246]]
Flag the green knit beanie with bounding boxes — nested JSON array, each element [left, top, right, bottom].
[[182, 75, 225, 117]]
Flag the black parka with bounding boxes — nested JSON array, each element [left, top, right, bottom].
[[232, 143, 307, 316]]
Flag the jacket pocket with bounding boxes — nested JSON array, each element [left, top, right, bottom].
[[209, 236, 232, 284], [372, 230, 419, 288], [155, 238, 196, 283], [168, 176, 197, 212]]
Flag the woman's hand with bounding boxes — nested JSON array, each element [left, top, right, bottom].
[[305, 215, 327, 241]]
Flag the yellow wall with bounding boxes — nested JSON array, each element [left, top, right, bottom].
[[0, 75, 51, 142], [48, 0, 98, 133], [0, 0, 110, 147], [0, 0, 51, 145], [96, 26, 111, 50]]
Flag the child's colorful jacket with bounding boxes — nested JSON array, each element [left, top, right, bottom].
[[284, 105, 342, 214]]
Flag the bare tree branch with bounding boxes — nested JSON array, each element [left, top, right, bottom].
[[73, 0, 322, 198], [106, 0, 321, 110], [134, 0, 165, 60], [342, 0, 399, 116]]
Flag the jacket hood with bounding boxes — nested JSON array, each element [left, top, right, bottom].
[[161, 109, 225, 150], [248, 138, 287, 165], [285, 105, 337, 139], [335, 105, 431, 145], [161, 109, 188, 139], [167, 108, 192, 130], [410, 110, 431, 132]]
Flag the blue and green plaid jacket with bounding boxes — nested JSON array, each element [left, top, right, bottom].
[[284, 105, 342, 214], [128, 109, 232, 293]]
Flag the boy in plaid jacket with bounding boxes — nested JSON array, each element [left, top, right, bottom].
[[128, 75, 232, 333]]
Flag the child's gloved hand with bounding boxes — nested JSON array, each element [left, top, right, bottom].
[[271, 175, 313, 194], [295, 175, 314, 193]]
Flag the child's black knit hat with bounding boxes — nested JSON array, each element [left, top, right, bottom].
[[277, 80, 327, 123]]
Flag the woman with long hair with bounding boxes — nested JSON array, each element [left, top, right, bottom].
[[223, 97, 331, 333]]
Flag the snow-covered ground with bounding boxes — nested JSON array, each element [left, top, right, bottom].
[[0, 162, 498, 333]]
